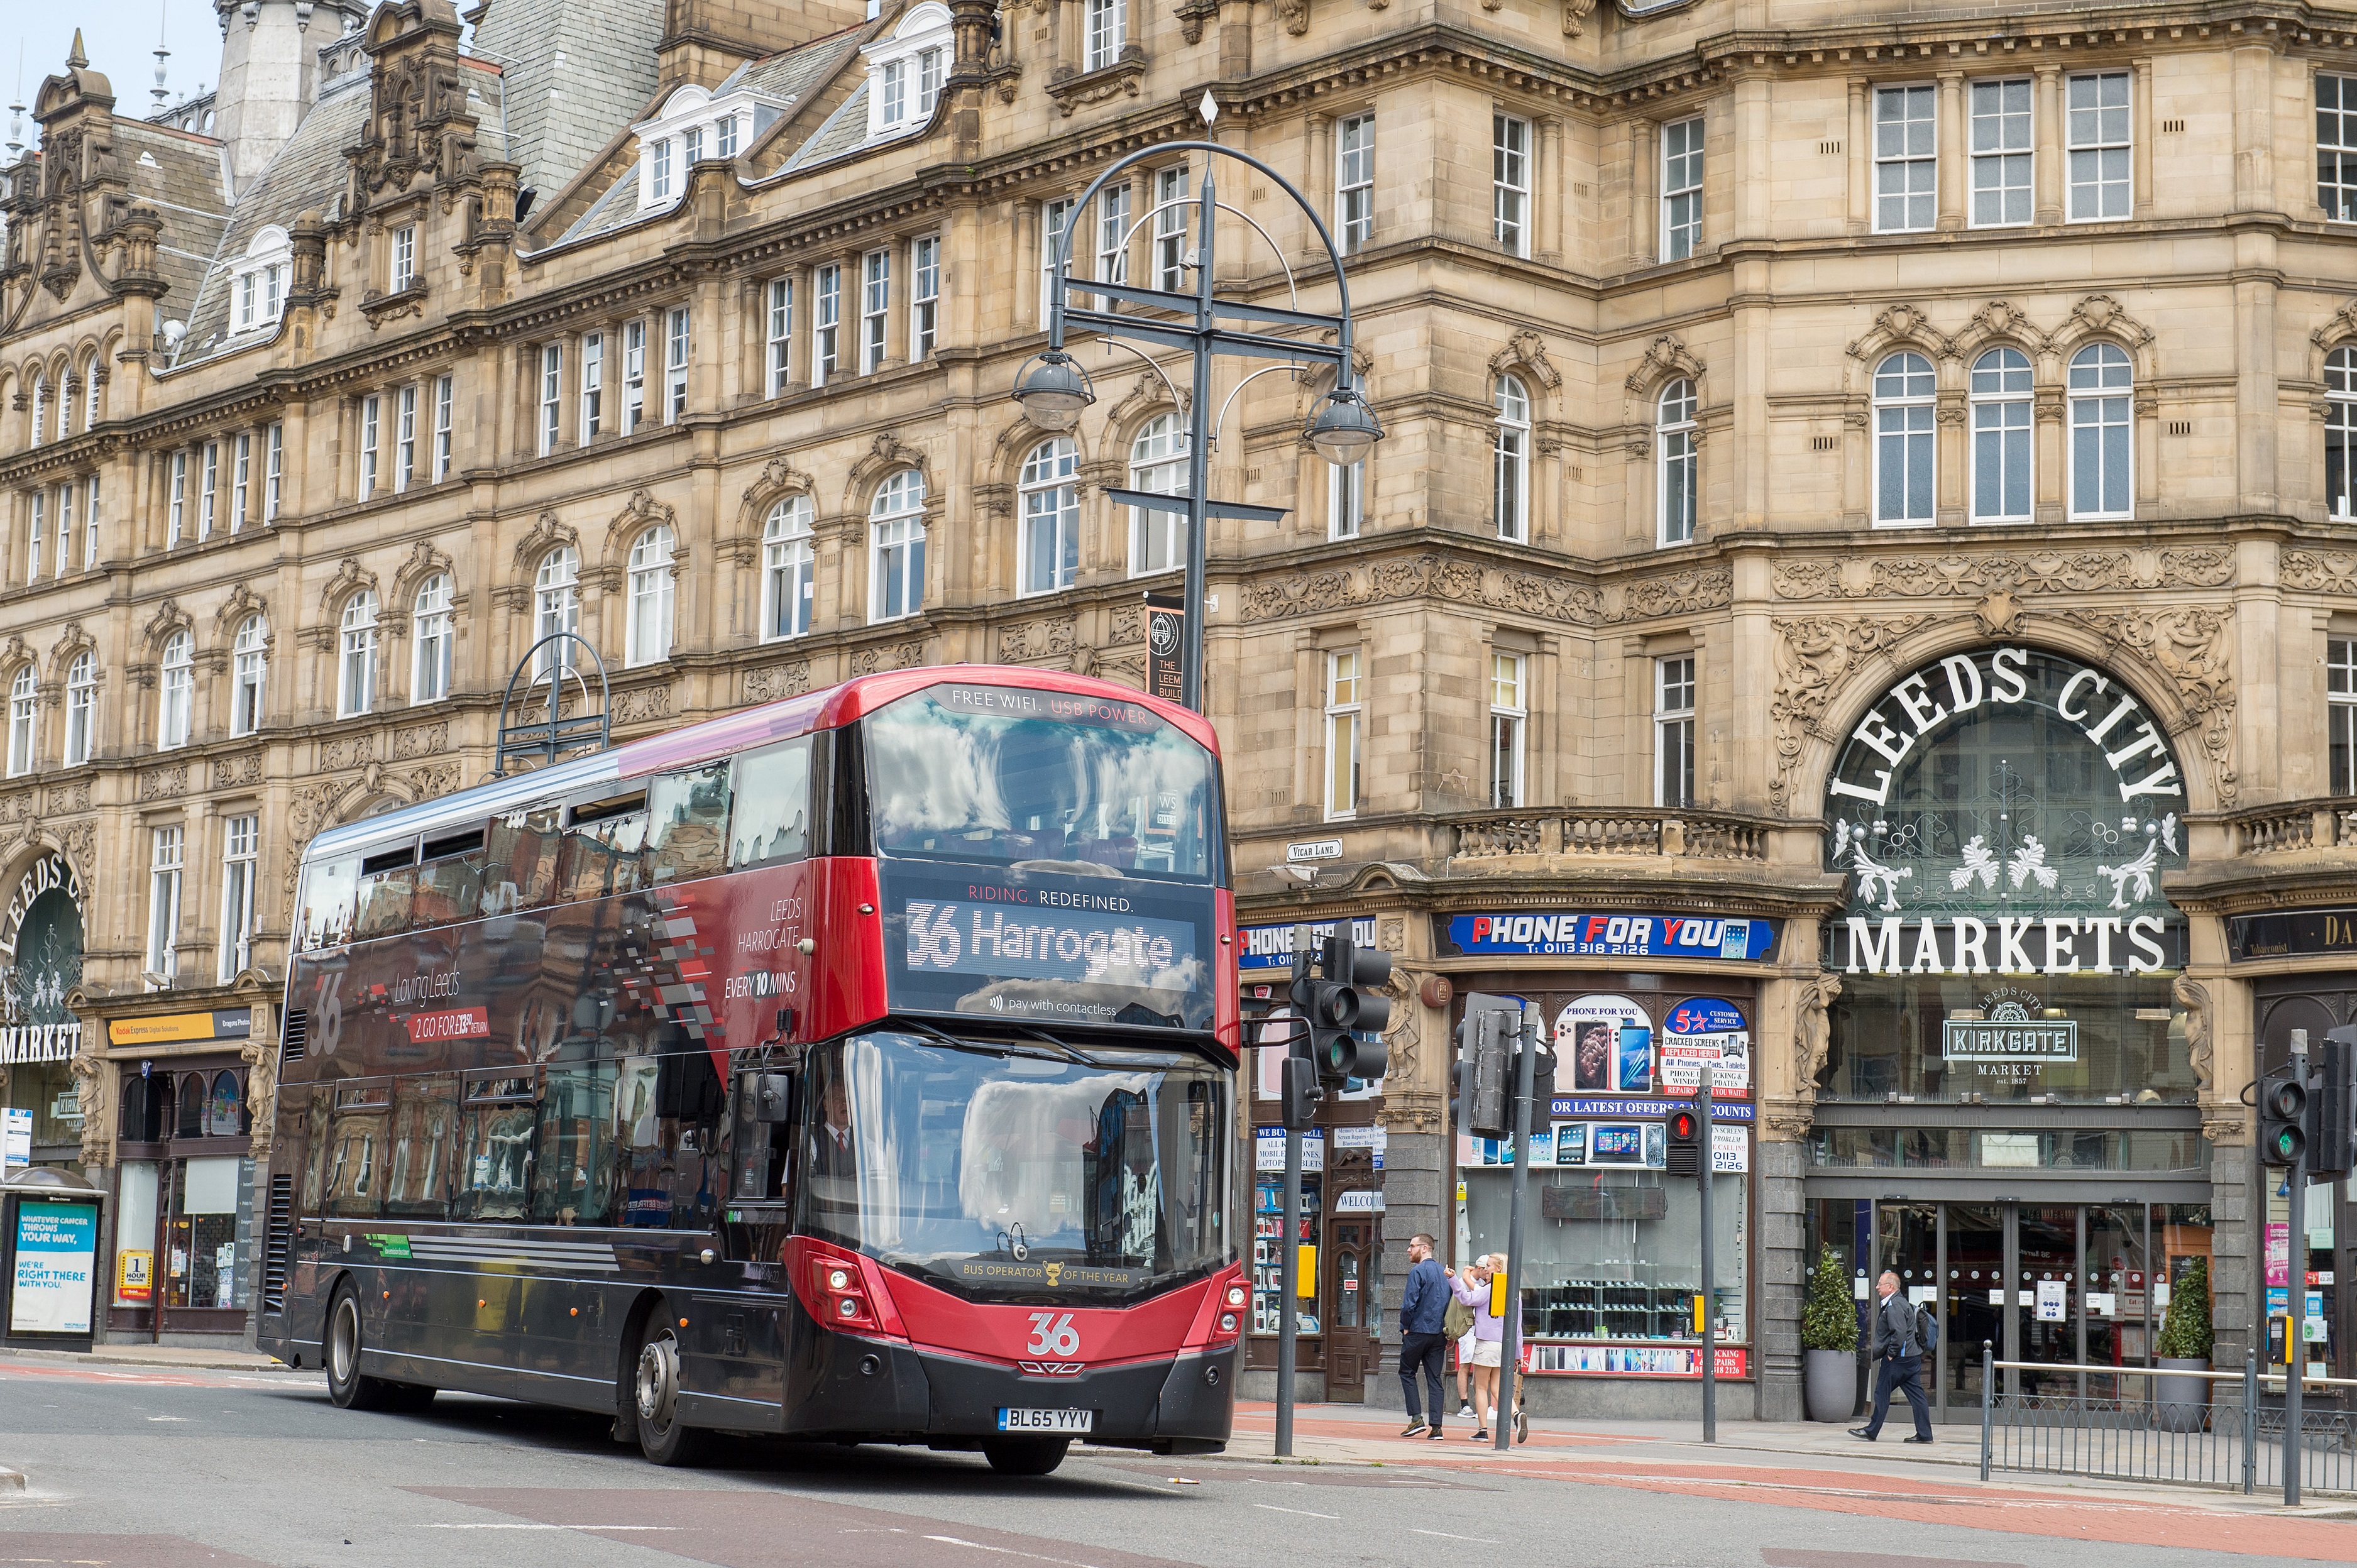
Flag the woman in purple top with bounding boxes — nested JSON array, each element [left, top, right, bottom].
[[1450, 1255, 1516, 1442]]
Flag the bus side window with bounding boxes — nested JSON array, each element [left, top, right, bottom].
[[411, 831, 486, 929], [729, 1072, 791, 1202], [383, 1074, 459, 1221], [301, 1083, 333, 1216], [557, 797, 648, 904], [532, 1058, 618, 1226], [458, 1070, 539, 1222], [354, 865, 417, 941], [299, 857, 361, 951], [480, 809, 560, 916], [653, 1038, 725, 1232], [728, 739, 813, 867], [324, 1081, 393, 1219], [646, 763, 731, 886]]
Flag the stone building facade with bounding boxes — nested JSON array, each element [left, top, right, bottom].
[[1, 0, 2353, 1412]]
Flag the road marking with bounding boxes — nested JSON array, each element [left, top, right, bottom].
[[1250, 1504, 1340, 1520], [1412, 1529, 1502, 1544], [418, 1523, 683, 1530], [916, 1531, 1128, 1567]]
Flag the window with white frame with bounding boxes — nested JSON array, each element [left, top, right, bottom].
[[1970, 347, 2033, 524], [813, 265, 842, 386], [1329, 460, 1364, 541], [637, 84, 786, 204], [766, 280, 793, 396], [622, 319, 647, 432], [2329, 347, 2357, 522], [1655, 655, 1696, 808], [146, 826, 183, 984], [577, 333, 603, 442], [1019, 437, 1080, 596], [1489, 652, 1526, 809], [81, 476, 97, 569], [628, 525, 677, 666], [1657, 378, 1698, 546], [1128, 414, 1189, 574], [881, 59, 908, 127], [360, 394, 382, 498], [83, 352, 101, 429], [219, 814, 258, 983], [910, 237, 940, 361], [717, 112, 739, 160], [231, 615, 266, 737], [1493, 114, 1531, 256], [2333, 637, 2357, 796], [62, 651, 94, 767], [538, 344, 562, 454], [651, 136, 674, 202], [918, 48, 942, 116], [869, 471, 928, 621], [52, 483, 71, 579], [231, 432, 251, 529], [199, 441, 219, 540], [1096, 182, 1131, 285], [1041, 199, 1073, 324], [6, 667, 36, 777], [167, 451, 187, 544], [1153, 164, 1188, 292], [534, 547, 580, 679], [1337, 114, 1374, 255], [265, 422, 283, 520], [2322, 76, 2357, 221], [159, 630, 194, 749], [412, 574, 453, 704], [339, 591, 379, 717], [762, 496, 816, 639], [1085, 0, 1124, 72], [233, 226, 290, 331], [1662, 116, 1703, 260], [665, 306, 691, 422], [2068, 342, 2133, 518], [1872, 351, 1936, 526], [860, 251, 890, 375], [395, 383, 418, 491], [433, 374, 454, 479], [1874, 85, 1937, 233], [391, 224, 417, 292], [1324, 650, 1361, 820], [864, 5, 952, 136], [685, 125, 705, 167], [25, 494, 40, 585], [1970, 78, 2033, 227], [28, 374, 45, 448], [1493, 374, 1530, 542], [2066, 71, 2131, 221]]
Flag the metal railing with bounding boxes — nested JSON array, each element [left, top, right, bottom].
[[1976, 1345, 2357, 1498]]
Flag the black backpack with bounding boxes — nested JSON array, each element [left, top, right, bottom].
[[1915, 1302, 1940, 1354]]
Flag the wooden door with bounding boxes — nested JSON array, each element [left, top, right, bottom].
[[1324, 1217, 1376, 1401]]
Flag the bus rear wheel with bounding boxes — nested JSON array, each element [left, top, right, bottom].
[[982, 1437, 1069, 1476], [326, 1285, 399, 1412], [632, 1321, 708, 1466]]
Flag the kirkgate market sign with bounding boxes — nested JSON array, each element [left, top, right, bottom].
[[1821, 647, 2187, 979]]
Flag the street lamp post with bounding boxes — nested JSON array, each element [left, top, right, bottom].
[[1016, 98, 1382, 714]]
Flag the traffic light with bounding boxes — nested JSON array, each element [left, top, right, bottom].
[[1665, 1101, 1705, 1176], [1456, 1002, 1515, 1139], [1299, 935, 1392, 1086], [1278, 1051, 1321, 1132], [2317, 1028, 2357, 1176], [2260, 1065, 2310, 1168], [1524, 1031, 1557, 1115]]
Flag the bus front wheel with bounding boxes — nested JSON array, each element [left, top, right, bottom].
[[632, 1321, 708, 1466], [982, 1438, 1069, 1476], [326, 1285, 398, 1412]]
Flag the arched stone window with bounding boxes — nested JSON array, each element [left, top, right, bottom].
[[1126, 415, 1187, 576], [762, 496, 815, 639], [1018, 437, 1080, 596], [339, 592, 380, 717], [2067, 343, 2133, 520], [410, 573, 453, 703], [158, 630, 194, 748], [231, 616, 266, 736], [1493, 375, 1530, 542], [627, 524, 676, 665], [1656, 378, 1698, 547], [6, 666, 36, 777], [868, 472, 927, 622], [534, 547, 580, 677], [1872, 351, 1936, 526], [64, 651, 96, 765], [1969, 348, 2034, 524]]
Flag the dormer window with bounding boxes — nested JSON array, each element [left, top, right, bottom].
[[686, 126, 704, 166], [717, 114, 739, 158], [633, 83, 781, 212], [391, 224, 417, 292], [863, 3, 953, 141], [651, 137, 674, 201], [231, 225, 294, 332]]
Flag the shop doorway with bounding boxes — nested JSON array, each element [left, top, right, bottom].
[[1823, 1196, 2206, 1423], [1323, 1217, 1379, 1401]]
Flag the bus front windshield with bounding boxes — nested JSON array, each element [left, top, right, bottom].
[[864, 684, 1220, 882], [799, 1032, 1231, 1305]]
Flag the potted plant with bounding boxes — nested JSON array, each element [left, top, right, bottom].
[[1802, 1246, 1861, 1422], [2153, 1256, 2213, 1432]]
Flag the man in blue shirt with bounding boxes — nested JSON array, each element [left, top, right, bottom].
[[1397, 1233, 1451, 1439]]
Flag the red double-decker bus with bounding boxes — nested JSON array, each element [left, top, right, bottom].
[[255, 667, 1243, 1474]]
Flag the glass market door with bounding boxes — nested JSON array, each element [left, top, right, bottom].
[[2084, 1203, 2151, 1403], [1324, 1217, 1377, 1402], [2013, 1205, 2080, 1399], [1943, 1203, 2004, 1412]]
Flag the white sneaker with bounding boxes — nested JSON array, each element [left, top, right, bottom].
[[1486, 1406, 1497, 1425], [1457, 1403, 1473, 1418]]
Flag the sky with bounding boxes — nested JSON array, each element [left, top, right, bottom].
[[9, 0, 278, 149]]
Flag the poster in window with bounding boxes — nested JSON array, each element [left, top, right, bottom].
[[1660, 996, 1750, 1096], [1555, 995, 1651, 1093], [8, 1200, 97, 1335]]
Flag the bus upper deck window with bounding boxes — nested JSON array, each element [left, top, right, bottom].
[[412, 829, 486, 930], [557, 793, 648, 903], [481, 808, 561, 915], [646, 762, 730, 886], [728, 738, 812, 868], [354, 847, 419, 941], [298, 857, 360, 951]]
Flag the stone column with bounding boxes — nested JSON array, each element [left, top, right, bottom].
[[1630, 118, 1659, 265], [2033, 65, 2063, 226], [1936, 72, 1965, 231], [1845, 79, 1869, 236]]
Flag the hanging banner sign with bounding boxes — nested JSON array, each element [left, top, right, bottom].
[[1144, 593, 1185, 706], [1439, 913, 1776, 962]]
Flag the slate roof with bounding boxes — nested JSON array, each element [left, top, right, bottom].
[[774, 79, 871, 175], [111, 119, 232, 318], [469, 0, 665, 206], [547, 24, 873, 248]]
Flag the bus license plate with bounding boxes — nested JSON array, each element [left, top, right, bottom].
[[997, 1407, 1092, 1434]]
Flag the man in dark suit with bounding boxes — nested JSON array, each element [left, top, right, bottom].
[[811, 1075, 855, 1181], [1852, 1269, 1934, 1443]]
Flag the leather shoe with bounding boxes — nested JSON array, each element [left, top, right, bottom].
[[1904, 1435, 1935, 1444], [1847, 1428, 1875, 1440]]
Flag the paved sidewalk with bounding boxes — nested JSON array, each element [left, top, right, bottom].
[[0, 1342, 289, 1373], [1207, 1401, 2357, 1518]]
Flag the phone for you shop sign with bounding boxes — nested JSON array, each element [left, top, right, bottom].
[[1436, 912, 1778, 962]]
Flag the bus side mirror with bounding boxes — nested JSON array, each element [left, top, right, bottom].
[[749, 1073, 794, 1124]]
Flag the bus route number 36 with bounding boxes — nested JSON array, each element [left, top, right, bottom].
[[1026, 1312, 1080, 1357]]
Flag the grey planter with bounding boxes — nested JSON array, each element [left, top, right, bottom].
[[2153, 1357, 2211, 1433], [1805, 1347, 1858, 1423]]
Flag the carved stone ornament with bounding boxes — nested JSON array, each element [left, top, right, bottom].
[[741, 456, 817, 521], [996, 619, 1075, 664], [512, 510, 580, 573], [1974, 589, 2023, 639], [2283, 549, 2357, 595], [1623, 333, 1703, 398], [1771, 547, 2234, 602], [1563, 0, 1594, 31], [1241, 556, 1730, 629], [1768, 614, 1938, 813], [1845, 301, 1952, 363], [1272, 0, 1308, 33], [1794, 972, 1843, 1088], [2172, 973, 2212, 1092], [1490, 329, 1561, 393], [1044, 48, 1146, 116], [744, 662, 812, 704], [2082, 605, 2238, 807], [2062, 292, 2155, 350]]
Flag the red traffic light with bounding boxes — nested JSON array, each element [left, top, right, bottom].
[[1667, 1109, 1698, 1141]]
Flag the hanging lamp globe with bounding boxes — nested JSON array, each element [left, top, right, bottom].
[[1013, 351, 1096, 432], [1304, 388, 1382, 464]]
